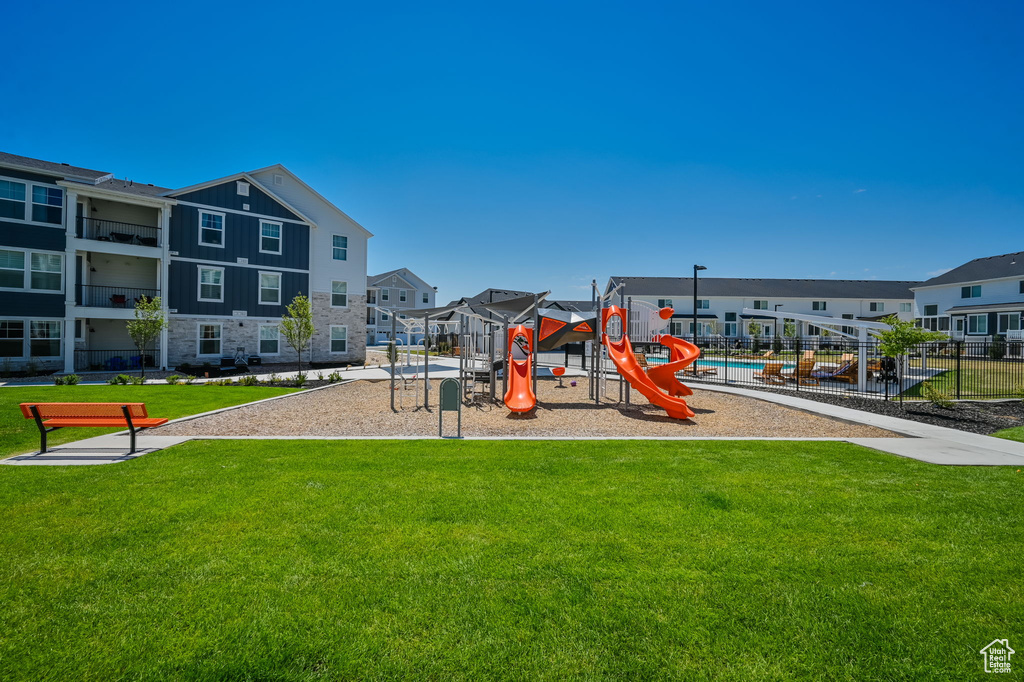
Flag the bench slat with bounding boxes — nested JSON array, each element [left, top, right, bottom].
[[20, 403, 150, 419], [40, 418, 169, 428]]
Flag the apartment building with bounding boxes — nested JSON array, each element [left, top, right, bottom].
[[365, 268, 436, 345], [605, 276, 919, 339], [0, 151, 370, 373]]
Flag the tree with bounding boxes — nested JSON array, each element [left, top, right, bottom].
[[280, 293, 316, 374], [126, 296, 167, 379], [875, 314, 947, 406], [748, 321, 762, 352]]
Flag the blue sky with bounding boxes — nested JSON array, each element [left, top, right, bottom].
[[3, 1, 1022, 302]]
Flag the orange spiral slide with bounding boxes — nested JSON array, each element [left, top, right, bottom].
[[601, 306, 696, 420]]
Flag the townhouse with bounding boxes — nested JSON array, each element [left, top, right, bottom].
[[365, 268, 436, 345], [0, 151, 370, 373], [911, 251, 1024, 340], [605, 276, 919, 339]]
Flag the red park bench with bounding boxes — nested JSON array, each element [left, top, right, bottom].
[[19, 403, 169, 455]]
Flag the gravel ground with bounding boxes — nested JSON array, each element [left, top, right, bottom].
[[156, 378, 898, 439], [703, 382, 1024, 435]]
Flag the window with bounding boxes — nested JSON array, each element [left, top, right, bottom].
[[331, 280, 348, 307], [380, 311, 389, 321], [657, 299, 673, 308], [381, 289, 389, 302], [29, 321, 60, 357], [31, 186, 62, 224], [998, 313, 1020, 334], [724, 313, 737, 336], [961, 285, 981, 299], [332, 235, 347, 260], [841, 313, 854, 336], [924, 305, 938, 316], [198, 267, 224, 302], [0, 250, 25, 288], [811, 301, 827, 311], [753, 300, 768, 310], [199, 211, 224, 246], [670, 321, 683, 336], [259, 272, 281, 305], [696, 299, 710, 309], [330, 325, 348, 353], [259, 324, 279, 355], [198, 324, 222, 355], [30, 253, 62, 291], [367, 290, 376, 304], [0, 180, 26, 220], [260, 221, 282, 254], [0, 321, 24, 357], [422, 292, 429, 304], [807, 324, 820, 336], [399, 289, 407, 303], [869, 302, 884, 312], [899, 302, 912, 312], [1020, 281, 1024, 294], [967, 314, 988, 334]]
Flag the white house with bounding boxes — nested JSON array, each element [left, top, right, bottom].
[[605, 276, 919, 340], [366, 268, 437, 345], [911, 250, 1024, 340]]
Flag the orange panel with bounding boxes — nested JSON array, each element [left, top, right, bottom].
[[574, 321, 594, 333], [540, 317, 567, 340]]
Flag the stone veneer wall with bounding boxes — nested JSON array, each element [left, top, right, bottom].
[[166, 293, 367, 367]]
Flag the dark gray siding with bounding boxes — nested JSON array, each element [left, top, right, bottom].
[[169, 206, 309, 269], [0, 291, 65, 317], [0, 167, 66, 251], [175, 181, 302, 221], [167, 261, 308, 317]]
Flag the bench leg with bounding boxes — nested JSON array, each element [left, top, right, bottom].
[[121, 405, 137, 454], [29, 405, 50, 454]]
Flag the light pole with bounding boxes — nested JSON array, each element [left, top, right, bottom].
[[693, 264, 707, 342]]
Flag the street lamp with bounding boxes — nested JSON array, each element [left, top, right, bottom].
[[693, 264, 707, 342]]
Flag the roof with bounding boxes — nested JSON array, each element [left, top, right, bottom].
[[546, 300, 595, 312], [248, 164, 373, 238], [462, 288, 538, 305], [916, 251, 1024, 287], [944, 301, 1024, 314], [608, 276, 919, 300], [91, 178, 173, 198], [0, 151, 111, 182]]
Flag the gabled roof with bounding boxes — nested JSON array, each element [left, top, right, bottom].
[[915, 251, 1024, 288], [463, 288, 538, 305], [546, 300, 596, 312], [607, 276, 919, 300], [368, 268, 433, 290], [91, 178, 173, 198], [248, 163, 373, 238], [0, 151, 111, 183], [163, 171, 317, 226]]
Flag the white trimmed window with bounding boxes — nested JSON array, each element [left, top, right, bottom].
[[812, 301, 827, 311], [259, 272, 281, 305], [258, 324, 279, 355], [381, 289, 389, 302], [332, 235, 348, 260], [657, 299, 673, 308], [696, 299, 710, 309], [0, 320, 25, 357], [198, 324, 222, 355], [380, 311, 389, 321], [199, 211, 225, 247], [961, 285, 982, 299], [967, 314, 988, 335], [331, 280, 348, 307], [422, 292, 429, 303], [899, 302, 912, 312], [753, 300, 769, 310], [198, 267, 224, 302], [0, 180, 26, 220], [260, 221, 282, 254], [31, 186, 63, 224], [330, 325, 348, 353], [869, 302, 884, 312], [30, 253, 62, 291], [29, 321, 61, 357], [0, 250, 25, 288], [399, 289, 407, 302]]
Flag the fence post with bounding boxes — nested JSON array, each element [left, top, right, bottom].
[[955, 341, 962, 400]]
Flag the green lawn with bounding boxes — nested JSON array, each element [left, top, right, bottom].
[[0, 440, 1019, 680], [0, 385, 298, 458], [993, 426, 1024, 443]]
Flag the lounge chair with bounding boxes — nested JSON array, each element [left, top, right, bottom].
[[812, 361, 853, 382], [739, 349, 774, 360], [753, 361, 786, 385], [634, 352, 650, 369], [783, 359, 819, 386], [801, 350, 815, 361], [681, 364, 717, 377]]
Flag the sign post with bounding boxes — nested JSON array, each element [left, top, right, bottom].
[[439, 377, 462, 438]]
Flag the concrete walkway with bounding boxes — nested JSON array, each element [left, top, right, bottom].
[[4, 379, 1023, 467]]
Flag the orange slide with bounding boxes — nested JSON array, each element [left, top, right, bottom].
[[601, 306, 695, 420], [503, 324, 537, 413], [647, 335, 699, 397]]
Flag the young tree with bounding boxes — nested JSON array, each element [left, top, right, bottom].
[[280, 293, 316, 375], [126, 296, 167, 379], [876, 314, 947, 406], [748, 320, 762, 352]]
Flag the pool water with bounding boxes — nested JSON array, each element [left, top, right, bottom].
[[646, 357, 795, 370]]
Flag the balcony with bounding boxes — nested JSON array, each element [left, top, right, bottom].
[[77, 217, 161, 248], [75, 349, 157, 372], [78, 285, 158, 309]]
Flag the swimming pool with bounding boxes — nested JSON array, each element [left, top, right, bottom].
[[646, 357, 795, 370]]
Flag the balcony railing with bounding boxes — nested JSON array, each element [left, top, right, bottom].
[[77, 217, 161, 247], [75, 349, 157, 372], [78, 285, 158, 309]]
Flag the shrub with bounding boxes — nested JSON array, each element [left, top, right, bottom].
[[921, 380, 954, 409], [269, 373, 281, 384], [328, 371, 342, 383], [184, 375, 197, 385], [53, 374, 82, 386], [294, 373, 307, 388], [165, 375, 182, 385], [128, 375, 145, 385], [239, 374, 260, 386], [107, 374, 131, 385], [316, 372, 324, 381], [989, 335, 1007, 360]]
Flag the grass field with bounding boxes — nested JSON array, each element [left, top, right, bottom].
[[902, 356, 1024, 399], [0, 385, 298, 458], [0, 439, 1019, 680], [993, 426, 1024, 443]]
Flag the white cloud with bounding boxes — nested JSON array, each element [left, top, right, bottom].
[[853, 188, 867, 194]]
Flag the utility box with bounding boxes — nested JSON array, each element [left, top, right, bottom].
[[439, 377, 462, 438]]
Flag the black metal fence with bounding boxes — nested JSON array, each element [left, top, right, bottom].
[[78, 285, 158, 308], [534, 336, 1024, 401], [75, 349, 156, 372], [77, 217, 161, 247]]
